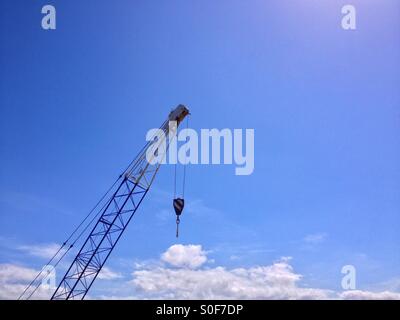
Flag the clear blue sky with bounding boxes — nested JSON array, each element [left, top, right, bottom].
[[0, 0, 399, 298]]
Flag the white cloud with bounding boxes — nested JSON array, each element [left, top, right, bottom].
[[130, 245, 330, 299], [339, 290, 400, 300], [17, 243, 64, 260], [126, 245, 400, 300], [2, 244, 399, 300], [161, 244, 207, 269], [98, 267, 123, 280], [0, 264, 52, 300], [131, 259, 330, 299], [0, 264, 38, 284]]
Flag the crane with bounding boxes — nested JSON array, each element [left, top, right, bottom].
[[20, 105, 189, 300]]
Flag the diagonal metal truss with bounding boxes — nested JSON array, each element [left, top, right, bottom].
[[51, 105, 189, 300]]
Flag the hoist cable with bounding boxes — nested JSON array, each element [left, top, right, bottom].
[[19, 118, 169, 300], [182, 116, 189, 198], [18, 177, 121, 300], [173, 115, 190, 199], [17, 243, 66, 300], [25, 244, 73, 300], [174, 162, 177, 199], [18, 182, 118, 300]]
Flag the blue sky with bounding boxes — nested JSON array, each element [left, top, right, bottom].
[[0, 0, 399, 299]]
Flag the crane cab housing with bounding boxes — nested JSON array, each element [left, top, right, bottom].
[[168, 104, 190, 126]]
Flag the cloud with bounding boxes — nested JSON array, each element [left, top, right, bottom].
[[339, 290, 400, 300], [126, 245, 399, 300], [0, 264, 38, 284], [0, 263, 121, 299], [161, 244, 207, 269], [0, 264, 52, 300], [132, 261, 330, 299], [303, 232, 328, 245], [17, 243, 64, 260], [98, 267, 123, 280], [2, 244, 399, 300], [130, 245, 330, 299]]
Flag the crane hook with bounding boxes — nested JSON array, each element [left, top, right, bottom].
[[176, 216, 180, 238], [173, 198, 184, 238]]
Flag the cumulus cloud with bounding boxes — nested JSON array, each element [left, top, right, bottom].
[[0, 264, 52, 300], [131, 245, 330, 299], [0, 264, 38, 284], [127, 245, 400, 300], [2, 244, 400, 300], [161, 244, 207, 269], [132, 260, 330, 299], [339, 290, 400, 300], [0, 263, 121, 299]]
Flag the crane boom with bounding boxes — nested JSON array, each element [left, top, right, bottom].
[[51, 105, 189, 300]]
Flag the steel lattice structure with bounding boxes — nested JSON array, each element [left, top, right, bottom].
[[51, 105, 189, 300]]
